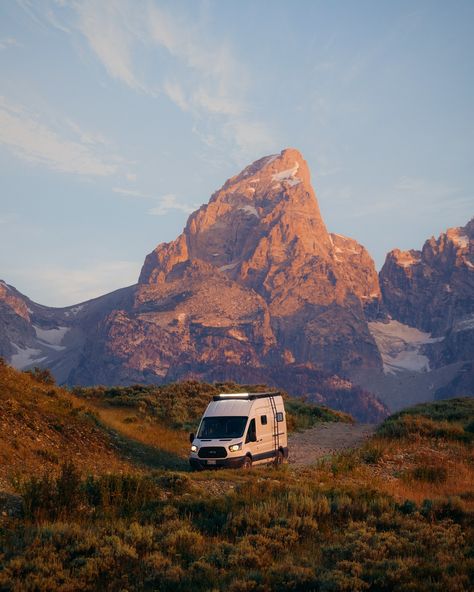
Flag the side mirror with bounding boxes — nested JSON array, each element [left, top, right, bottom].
[[189, 432, 195, 443]]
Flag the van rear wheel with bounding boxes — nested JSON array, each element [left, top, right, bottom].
[[242, 456, 252, 469], [274, 451, 284, 466]]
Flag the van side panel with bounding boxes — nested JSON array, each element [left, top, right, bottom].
[[189, 393, 288, 469]]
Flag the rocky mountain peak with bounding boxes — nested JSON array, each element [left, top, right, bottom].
[[140, 148, 331, 290], [0, 148, 390, 420], [0, 280, 30, 321], [380, 216, 474, 334], [132, 148, 383, 390], [222, 147, 311, 190]]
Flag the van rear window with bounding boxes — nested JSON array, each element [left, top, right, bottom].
[[198, 416, 247, 439], [276, 412, 284, 422]]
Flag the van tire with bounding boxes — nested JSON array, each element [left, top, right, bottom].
[[242, 455, 252, 469], [274, 451, 284, 466]]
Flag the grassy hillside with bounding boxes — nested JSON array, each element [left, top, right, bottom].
[[0, 361, 136, 488], [72, 381, 353, 432], [0, 363, 472, 591], [0, 363, 350, 483]]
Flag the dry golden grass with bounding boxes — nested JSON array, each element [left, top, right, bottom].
[[0, 364, 135, 487], [83, 402, 189, 459], [353, 435, 474, 507]]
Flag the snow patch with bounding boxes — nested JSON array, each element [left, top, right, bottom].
[[395, 252, 421, 268], [451, 233, 470, 248], [454, 314, 474, 332], [34, 326, 69, 347], [10, 344, 46, 370], [272, 161, 300, 183], [239, 205, 259, 217], [219, 262, 238, 272], [369, 320, 443, 375], [265, 154, 279, 165]]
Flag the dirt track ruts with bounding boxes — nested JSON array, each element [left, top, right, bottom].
[[288, 422, 375, 465]]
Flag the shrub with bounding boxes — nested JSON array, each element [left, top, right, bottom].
[[360, 443, 384, 464], [26, 366, 56, 385], [411, 466, 448, 484], [20, 460, 82, 520]]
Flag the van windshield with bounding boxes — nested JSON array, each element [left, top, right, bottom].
[[198, 416, 247, 439]]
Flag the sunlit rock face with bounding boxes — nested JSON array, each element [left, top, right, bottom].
[[131, 148, 383, 382], [379, 218, 474, 379], [380, 218, 474, 335], [1, 149, 391, 421]]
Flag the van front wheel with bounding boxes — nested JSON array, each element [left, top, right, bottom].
[[242, 456, 252, 469]]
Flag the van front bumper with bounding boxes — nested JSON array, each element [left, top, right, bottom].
[[189, 456, 246, 470]]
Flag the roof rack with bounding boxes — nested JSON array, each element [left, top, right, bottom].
[[213, 391, 281, 402]]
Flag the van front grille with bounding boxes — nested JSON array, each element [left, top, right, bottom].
[[198, 446, 227, 459]]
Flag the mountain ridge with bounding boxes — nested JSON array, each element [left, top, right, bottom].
[[1, 149, 472, 417]]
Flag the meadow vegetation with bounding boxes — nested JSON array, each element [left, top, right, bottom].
[[0, 361, 473, 591]]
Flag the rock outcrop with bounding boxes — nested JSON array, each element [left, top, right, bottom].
[[380, 218, 474, 335], [376, 218, 474, 401], [129, 148, 382, 378]]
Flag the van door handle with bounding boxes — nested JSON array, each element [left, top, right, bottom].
[[258, 438, 263, 442]]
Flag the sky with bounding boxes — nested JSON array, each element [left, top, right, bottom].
[[0, 0, 473, 307]]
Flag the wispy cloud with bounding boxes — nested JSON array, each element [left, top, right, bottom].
[[75, 0, 155, 95], [163, 80, 189, 111], [148, 194, 195, 216], [0, 96, 122, 176], [65, 119, 110, 146], [346, 176, 467, 218], [112, 187, 150, 198], [16, 0, 275, 160], [7, 260, 141, 307], [0, 37, 22, 50], [113, 186, 196, 216]]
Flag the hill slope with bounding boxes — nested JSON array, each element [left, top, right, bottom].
[[0, 361, 134, 488], [0, 396, 472, 591]]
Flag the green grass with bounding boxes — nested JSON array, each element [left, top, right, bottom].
[[73, 380, 351, 434], [377, 397, 474, 442]]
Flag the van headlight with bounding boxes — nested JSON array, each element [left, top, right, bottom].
[[229, 443, 242, 452], [190, 445, 198, 453]]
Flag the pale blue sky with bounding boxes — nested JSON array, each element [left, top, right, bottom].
[[1, 0, 473, 306]]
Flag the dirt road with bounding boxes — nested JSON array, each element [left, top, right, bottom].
[[288, 422, 375, 465]]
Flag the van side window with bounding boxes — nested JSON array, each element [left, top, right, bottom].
[[246, 418, 256, 443], [260, 415, 267, 425], [276, 412, 284, 422]]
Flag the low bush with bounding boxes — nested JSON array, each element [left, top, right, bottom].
[[411, 466, 448, 484], [378, 398, 474, 443]]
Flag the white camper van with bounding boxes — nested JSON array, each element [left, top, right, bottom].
[[189, 392, 288, 470]]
